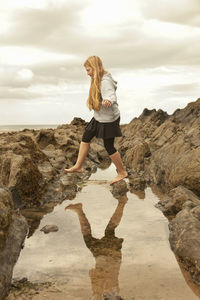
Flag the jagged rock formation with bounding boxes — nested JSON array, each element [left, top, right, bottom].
[[0, 117, 107, 208], [118, 98, 200, 195]]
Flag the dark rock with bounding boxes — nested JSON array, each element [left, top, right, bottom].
[[36, 130, 57, 149], [40, 225, 58, 234], [18, 277, 28, 284], [156, 186, 200, 218], [128, 173, 146, 190], [169, 205, 200, 287], [111, 180, 128, 198], [59, 175, 78, 200], [0, 214, 28, 299], [0, 134, 53, 207], [0, 188, 13, 252], [139, 108, 168, 126], [70, 117, 88, 127]]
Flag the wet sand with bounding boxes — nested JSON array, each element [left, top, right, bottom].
[[8, 165, 200, 299]]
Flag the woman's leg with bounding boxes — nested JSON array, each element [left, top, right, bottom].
[[103, 138, 128, 184], [64, 129, 94, 173], [105, 195, 128, 236], [64, 141, 90, 173], [65, 203, 92, 236]]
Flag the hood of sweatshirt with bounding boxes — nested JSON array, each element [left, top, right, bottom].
[[102, 72, 117, 90]]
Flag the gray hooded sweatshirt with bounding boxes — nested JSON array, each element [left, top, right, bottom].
[[93, 72, 120, 123]]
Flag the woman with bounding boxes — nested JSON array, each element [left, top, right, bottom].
[[64, 55, 128, 184]]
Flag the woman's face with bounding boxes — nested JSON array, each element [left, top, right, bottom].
[[85, 66, 93, 77]]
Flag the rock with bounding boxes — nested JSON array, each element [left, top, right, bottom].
[[90, 141, 110, 165], [59, 175, 78, 200], [169, 205, 200, 286], [70, 117, 88, 127], [122, 138, 151, 172], [118, 98, 200, 195], [18, 277, 28, 284], [36, 130, 57, 149], [111, 180, 128, 198], [155, 185, 200, 286], [37, 161, 56, 181], [83, 160, 98, 174], [0, 134, 53, 207], [0, 188, 13, 252], [40, 225, 59, 234], [156, 185, 200, 218], [9, 155, 44, 207], [0, 214, 28, 299], [128, 173, 146, 190], [54, 129, 75, 148], [42, 148, 67, 170]]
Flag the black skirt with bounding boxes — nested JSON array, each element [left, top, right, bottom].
[[85, 117, 122, 139]]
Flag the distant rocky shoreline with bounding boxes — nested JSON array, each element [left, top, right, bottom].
[[1, 98, 200, 298]]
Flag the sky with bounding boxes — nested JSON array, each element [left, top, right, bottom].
[[0, 0, 200, 125]]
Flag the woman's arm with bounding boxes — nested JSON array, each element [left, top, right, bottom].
[[101, 78, 117, 107]]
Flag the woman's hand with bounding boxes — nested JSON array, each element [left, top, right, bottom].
[[103, 100, 112, 107]]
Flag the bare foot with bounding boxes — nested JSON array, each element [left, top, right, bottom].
[[110, 171, 128, 185], [65, 203, 82, 211], [64, 166, 83, 173]]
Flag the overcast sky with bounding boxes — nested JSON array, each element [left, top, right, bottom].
[[0, 0, 200, 125]]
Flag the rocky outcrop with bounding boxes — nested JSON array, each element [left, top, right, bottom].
[[0, 188, 28, 300], [116, 97, 200, 287], [117, 98, 200, 195], [156, 184, 200, 286], [156, 186, 200, 218], [0, 118, 107, 209], [0, 133, 54, 207], [166, 187, 200, 287]]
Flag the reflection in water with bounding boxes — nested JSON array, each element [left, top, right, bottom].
[[128, 187, 145, 199], [65, 195, 128, 300]]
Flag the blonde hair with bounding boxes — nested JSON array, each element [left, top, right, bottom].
[[84, 56, 107, 111]]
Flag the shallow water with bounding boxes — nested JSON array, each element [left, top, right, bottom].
[[11, 165, 200, 299]]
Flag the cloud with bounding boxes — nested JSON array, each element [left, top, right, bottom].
[[158, 82, 200, 93], [0, 67, 34, 88], [31, 60, 86, 85], [0, 0, 200, 74], [141, 0, 200, 27], [0, 3, 87, 48], [0, 87, 41, 99], [0, 0, 200, 124]]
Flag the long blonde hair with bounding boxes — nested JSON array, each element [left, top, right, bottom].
[[84, 56, 107, 111]]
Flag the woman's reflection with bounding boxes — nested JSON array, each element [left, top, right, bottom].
[[65, 195, 128, 300]]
